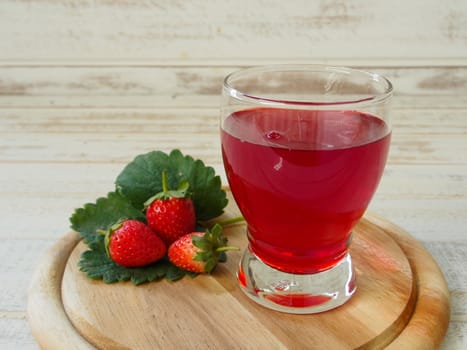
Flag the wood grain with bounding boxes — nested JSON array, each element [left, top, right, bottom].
[[27, 231, 94, 349], [369, 214, 452, 350], [27, 192, 450, 349], [0, 67, 466, 109], [1, 0, 466, 63]]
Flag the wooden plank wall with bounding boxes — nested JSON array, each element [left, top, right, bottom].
[[1, 0, 466, 64], [0, 0, 466, 348]]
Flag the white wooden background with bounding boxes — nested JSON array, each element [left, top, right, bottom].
[[1, 0, 466, 348]]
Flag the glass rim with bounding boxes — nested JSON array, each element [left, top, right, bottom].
[[223, 64, 394, 107]]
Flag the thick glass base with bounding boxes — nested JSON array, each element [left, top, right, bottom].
[[237, 247, 356, 314]]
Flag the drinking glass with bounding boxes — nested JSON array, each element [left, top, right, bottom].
[[220, 65, 393, 314]]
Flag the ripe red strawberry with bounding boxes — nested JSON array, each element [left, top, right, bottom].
[[145, 171, 196, 245], [168, 224, 238, 273], [103, 219, 166, 268]]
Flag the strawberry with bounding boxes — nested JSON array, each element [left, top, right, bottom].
[[144, 171, 196, 245], [168, 224, 239, 273], [102, 219, 166, 268]]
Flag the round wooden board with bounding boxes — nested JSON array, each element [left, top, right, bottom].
[[28, 192, 450, 350]]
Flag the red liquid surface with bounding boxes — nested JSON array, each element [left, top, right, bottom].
[[221, 108, 391, 273]]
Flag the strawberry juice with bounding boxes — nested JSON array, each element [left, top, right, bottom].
[[221, 107, 391, 274]]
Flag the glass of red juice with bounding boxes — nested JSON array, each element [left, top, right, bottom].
[[220, 65, 393, 314]]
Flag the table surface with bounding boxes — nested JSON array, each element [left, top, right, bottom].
[[1, 1, 466, 349]]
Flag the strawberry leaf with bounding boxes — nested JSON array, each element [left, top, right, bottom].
[[70, 149, 229, 285], [70, 191, 145, 245], [115, 149, 228, 221], [78, 247, 190, 285]]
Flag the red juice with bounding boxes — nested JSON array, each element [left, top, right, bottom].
[[221, 108, 390, 274]]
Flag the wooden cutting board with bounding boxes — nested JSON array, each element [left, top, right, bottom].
[[28, 191, 450, 349]]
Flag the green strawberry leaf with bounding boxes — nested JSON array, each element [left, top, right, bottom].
[[78, 247, 190, 285], [70, 191, 145, 245], [115, 149, 228, 221], [69, 149, 230, 285]]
